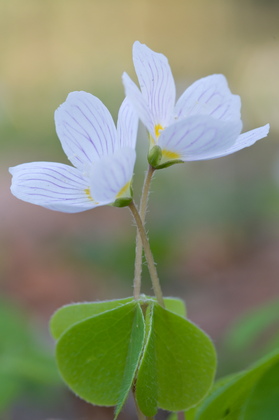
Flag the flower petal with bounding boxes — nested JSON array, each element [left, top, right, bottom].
[[89, 147, 136, 203], [202, 123, 270, 159], [55, 91, 117, 171], [158, 115, 242, 161], [9, 162, 100, 213], [122, 72, 155, 136], [174, 74, 241, 122], [132, 41, 176, 129], [117, 97, 139, 149], [123, 41, 177, 139]]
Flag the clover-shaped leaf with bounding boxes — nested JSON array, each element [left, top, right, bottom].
[[135, 302, 216, 416], [55, 301, 145, 410], [50, 296, 186, 340], [50, 297, 135, 340], [51, 297, 215, 418]]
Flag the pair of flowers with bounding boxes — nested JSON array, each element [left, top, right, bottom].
[[10, 42, 270, 213]]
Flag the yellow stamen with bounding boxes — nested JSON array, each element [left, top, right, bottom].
[[155, 124, 164, 139], [84, 188, 94, 201], [162, 149, 181, 160], [116, 181, 131, 199]]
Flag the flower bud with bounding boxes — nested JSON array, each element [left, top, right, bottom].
[[148, 145, 162, 168]]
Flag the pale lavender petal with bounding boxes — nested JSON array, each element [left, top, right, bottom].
[[174, 74, 241, 122], [201, 123, 270, 159], [158, 115, 242, 161], [122, 72, 155, 136], [89, 147, 136, 203], [55, 91, 117, 171], [132, 41, 176, 128], [9, 162, 101, 213], [117, 97, 139, 149]]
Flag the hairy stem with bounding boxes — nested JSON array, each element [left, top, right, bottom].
[[133, 165, 155, 299], [129, 201, 164, 307]]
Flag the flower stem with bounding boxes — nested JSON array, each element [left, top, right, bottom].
[[129, 200, 164, 307], [133, 165, 155, 300]]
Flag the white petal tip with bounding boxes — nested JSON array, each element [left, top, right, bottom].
[[263, 123, 270, 136]]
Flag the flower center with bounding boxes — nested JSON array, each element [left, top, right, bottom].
[[116, 181, 131, 199], [155, 124, 164, 139], [161, 149, 182, 160], [84, 188, 94, 201]]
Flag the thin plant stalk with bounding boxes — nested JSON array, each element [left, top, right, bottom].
[[129, 200, 164, 307], [133, 165, 155, 299]]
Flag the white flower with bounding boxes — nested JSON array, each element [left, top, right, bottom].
[[10, 92, 138, 213], [122, 41, 270, 167]]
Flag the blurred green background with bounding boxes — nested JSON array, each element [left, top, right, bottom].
[[1, 0, 279, 418]]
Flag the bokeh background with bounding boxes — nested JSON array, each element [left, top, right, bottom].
[[1, 0, 279, 419]]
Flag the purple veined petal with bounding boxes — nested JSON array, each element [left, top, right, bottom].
[[158, 115, 242, 161], [174, 74, 241, 123], [9, 162, 102, 213], [122, 72, 155, 137], [117, 97, 139, 149], [132, 41, 176, 128], [89, 147, 136, 203], [55, 91, 117, 171], [201, 123, 270, 160]]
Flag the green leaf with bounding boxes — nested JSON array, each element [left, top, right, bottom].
[[50, 297, 134, 340], [224, 299, 279, 353], [193, 350, 279, 420], [0, 300, 60, 413], [56, 301, 145, 408], [0, 369, 21, 412], [185, 372, 244, 420], [240, 359, 279, 420], [163, 297, 187, 318], [136, 303, 216, 416], [114, 304, 145, 418], [50, 296, 186, 341], [135, 303, 158, 415], [7, 351, 59, 385]]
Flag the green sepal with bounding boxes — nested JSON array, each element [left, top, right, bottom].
[[154, 158, 184, 169], [148, 145, 184, 169], [112, 196, 133, 207], [148, 145, 162, 167]]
